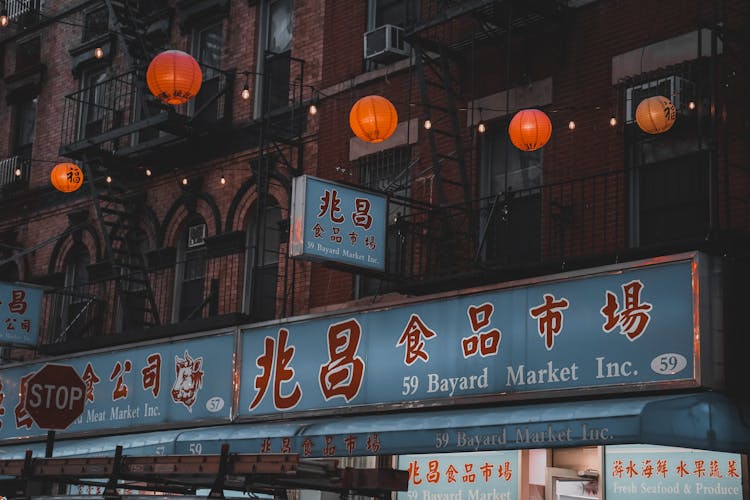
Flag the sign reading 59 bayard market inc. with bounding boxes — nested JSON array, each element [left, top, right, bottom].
[[289, 175, 387, 271], [0, 333, 234, 440], [0, 282, 42, 347], [240, 255, 701, 416]]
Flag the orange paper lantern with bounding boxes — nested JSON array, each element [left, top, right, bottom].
[[635, 95, 676, 134], [146, 50, 203, 105], [349, 95, 398, 143], [50, 163, 84, 193], [508, 109, 552, 152]]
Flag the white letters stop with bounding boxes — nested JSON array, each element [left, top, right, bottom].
[[27, 383, 84, 410]]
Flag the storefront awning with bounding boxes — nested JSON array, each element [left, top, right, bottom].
[[1, 392, 748, 461]]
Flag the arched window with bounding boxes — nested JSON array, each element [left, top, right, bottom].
[[59, 243, 91, 341], [244, 199, 282, 320], [173, 219, 207, 322]]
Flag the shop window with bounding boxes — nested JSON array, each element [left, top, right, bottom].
[[174, 222, 208, 322], [13, 96, 36, 160], [479, 117, 542, 265], [190, 21, 224, 124], [15, 36, 40, 73], [81, 6, 109, 42], [354, 146, 411, 298], [244, 199, 282, 320], [257, 0, 293, 114]]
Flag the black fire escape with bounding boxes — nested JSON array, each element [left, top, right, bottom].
[[402, 0, 566, 286], [54, 1, 308, 340]]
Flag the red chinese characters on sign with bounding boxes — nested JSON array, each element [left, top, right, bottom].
[[529, 294, 569, 350], [319, 189, 344, 223], [426, 460, 441, 483], [141, 353, 162, 398], [250, 329, 302, 411], [82, 363, 100, 402], [344, 435, 357, 455], [171, 351, 204, 411], [14, 373, 34, 429], [8, 290, 27, 314], [366, 433, 381, 454], [397, 314, 437, 365], [462, 303, 501, 358], [0, 379, 5, 428], [319, 319, 364, 402], [611, 458, 741, 479], [352, 198, 373, 229], [110, 360, 132, 401], [601, 279, 653, 340]]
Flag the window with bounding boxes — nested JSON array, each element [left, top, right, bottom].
[[174, 222, 207, 322], [13, 96, 36, 159], [354, 146, 412, 297], [623, 70, 708, 247], [244, 199, 282, 320], [15, 36, 40, 73], [190, 22, 224, 123], [79, 69, 110, 139], [367, 0, 418, 29], [82, 6, 109, 42], [60, 244, 91, 341], [257, 0, 293, 113], [479, 118, 543, 264]]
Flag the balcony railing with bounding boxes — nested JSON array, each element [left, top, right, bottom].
[[60, 65, 230, 159], [38, 249, 283, 349], [0, 155, 30, 193], [391, 167, 724, 290]]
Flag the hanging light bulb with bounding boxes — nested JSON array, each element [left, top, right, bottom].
[[0, 11, 8, 28], [568, 120, 576, 130], [145, 168, 152, 176], [477, 122, 486, 134], [240, 84, 251, 100], [106, 175, 112, 184], [182, 177, 188, 185], [94, 47, 105, 59], [688, 101, 696, 110], [424, 119, 432, 130], [14, 167, 21, 177], [609, 116, 617, 127], [220, 175, 226, 185], [308, 103, 318, 115]]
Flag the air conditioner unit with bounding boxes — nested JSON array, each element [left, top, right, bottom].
[[625, 75, 695, 123], [364, 24, 408, 64], [187, 224, 206, 248]]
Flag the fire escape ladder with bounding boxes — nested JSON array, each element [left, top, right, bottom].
[[83, 161, 161, 329], [413, 43, 476, 270], [105, 0, 168, 68]]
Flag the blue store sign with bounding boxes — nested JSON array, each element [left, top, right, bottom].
[[0, 333, 234, 440], [239, 257, 698, 416], [289, 175, 387, 271], [0, 282, 42, 347], [605, 445, 742, 498]]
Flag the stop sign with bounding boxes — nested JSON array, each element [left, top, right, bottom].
[[24, 363, 86, 430]]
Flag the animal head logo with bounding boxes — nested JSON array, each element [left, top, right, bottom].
[[171, 351, 204, 412]]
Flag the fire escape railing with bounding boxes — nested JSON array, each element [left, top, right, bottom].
[[59, 65, 230, 159]]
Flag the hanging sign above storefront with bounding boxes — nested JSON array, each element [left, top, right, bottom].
[[289, 175, 387, 272], [0, 332, 234, 441], [0, 282, 42, 347], [239, 256, 699, 416], [605, 445, 743, 499]]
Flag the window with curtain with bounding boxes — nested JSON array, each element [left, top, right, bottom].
[[259, 0, 293, 113]]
